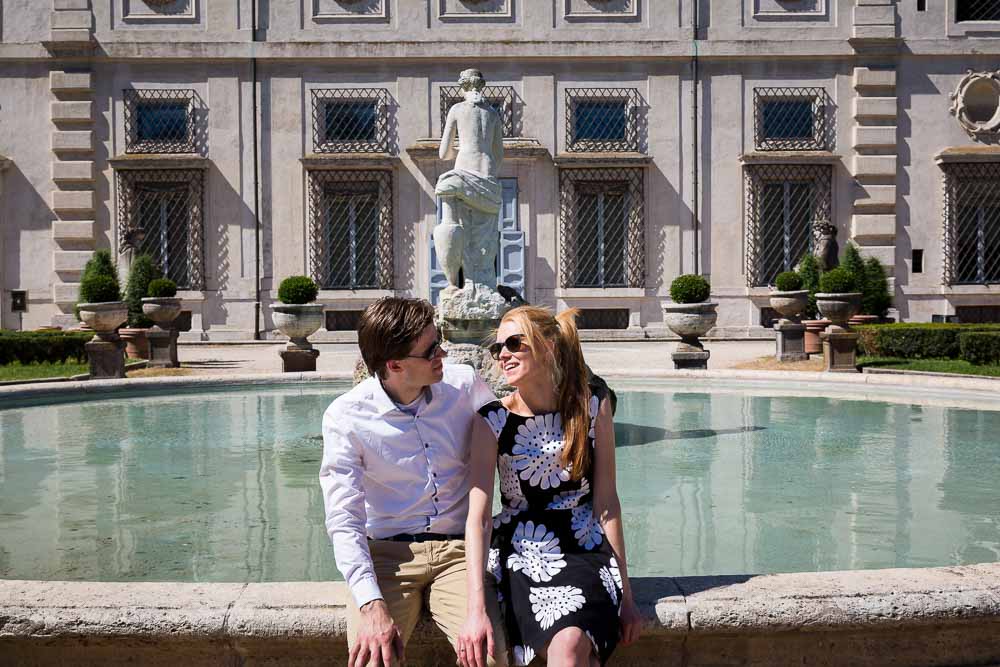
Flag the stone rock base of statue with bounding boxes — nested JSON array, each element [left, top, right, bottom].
[[820, 326, 859, 373], [442, 341, 511, 397], [85, 337, 126, 379], [281, 348, 320, 373], [437, 283, 511, 344], [146, 327, 179, 368], [774, 320, 808, 362]]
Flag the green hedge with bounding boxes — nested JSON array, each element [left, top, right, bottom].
[[0, 330, 93, 366], [855, 323, 1000, 359], [959, 332, 1000, 366]]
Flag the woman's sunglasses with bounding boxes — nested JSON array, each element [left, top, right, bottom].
[[488, 334, 528, 360]]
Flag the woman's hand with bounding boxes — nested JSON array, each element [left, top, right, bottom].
[[456, 608, 495, 667], [619, 595, 642, 646]]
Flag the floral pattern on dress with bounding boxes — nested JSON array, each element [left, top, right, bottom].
[[512, 412, 571, 490], [487, 547, 502, 583], [529, 585, 586, 630], [507, 521, 567, 583], [571, 502, 604, 550], [599, 563, 621, 607], [546, 477, 591, 510], [587, 393, 600, 439], [513, 644, 536, 666], [486, 407, 509, 440]]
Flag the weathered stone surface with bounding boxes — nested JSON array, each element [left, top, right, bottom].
[[851, 214, 896, 239], [51, 189, 94, 212], [853, 126, 897, 148], [50, 100, 93, 122], [52, 220, 96, 243], [52, 160, 95, 183], [51, 130, 93, 153], [853, 154, 896, 177], [49, 71, 92, 92], [853, 67, 896, 90]]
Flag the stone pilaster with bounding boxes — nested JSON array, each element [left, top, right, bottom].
[[851, 1, 899, 285], [48, 1, 96, 327]]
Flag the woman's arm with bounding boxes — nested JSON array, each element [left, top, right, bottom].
[[592, 395, 642, 645], [440, 107, 458, 161], [457, 415, 498, 667]]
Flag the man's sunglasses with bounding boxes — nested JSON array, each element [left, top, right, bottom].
[[406, 335, 443, 361], [488, 334, 528, 360]]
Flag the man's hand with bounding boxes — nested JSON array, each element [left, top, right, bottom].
[[350, 599, 404, 667], [456, 608, 494, 667]]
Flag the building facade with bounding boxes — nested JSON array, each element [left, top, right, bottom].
[[1, 0, 999, 339]]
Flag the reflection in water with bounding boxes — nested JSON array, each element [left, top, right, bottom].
[[1, 385, 999, 582]]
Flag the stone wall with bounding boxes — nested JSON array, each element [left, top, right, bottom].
[[2, 564, 999, 666]]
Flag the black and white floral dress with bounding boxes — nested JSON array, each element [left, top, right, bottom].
[[478, 384, 623, 666]]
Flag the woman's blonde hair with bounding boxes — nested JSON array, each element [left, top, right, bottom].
[[499, 305, 591, 480]]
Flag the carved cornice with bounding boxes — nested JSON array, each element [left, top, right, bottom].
[[552, 152, 651, 167], [300, 153, 398, 170], [934, 146, 1000, 164], [407, 138, 549, 162], [739, 151, 841, 165], [109, 154, 210, 170]]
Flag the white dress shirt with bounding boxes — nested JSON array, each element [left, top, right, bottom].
[[320, 363, 497, 607]]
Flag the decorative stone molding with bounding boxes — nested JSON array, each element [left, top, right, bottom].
[[438, 0, 513, 20], [312, 0, 389, 22], [108, 154, 210, 170], [738, 150, 840, 165], [299, 153, 398, 170], [949, 70, 1000, 141], [407, 138, 549, 162], [564, 0, 638, 21], [122, 0, 197, 22]]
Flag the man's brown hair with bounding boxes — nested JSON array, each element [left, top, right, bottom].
[[358, 297, 436, 379]]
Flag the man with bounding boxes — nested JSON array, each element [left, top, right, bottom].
[[320, 297, 507, 667]]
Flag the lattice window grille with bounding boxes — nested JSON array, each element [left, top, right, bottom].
[[576, 308, 630, 330], [440, 86, 517, 137], [957, 0, 1000, 22], [308, 169, 393, 290], [942, 162, 1000, 285], [311, 89, 391, 154], [566, 88, 641, 153], [116, 169, 205, 290], [753, 87, 831, 152], [744, 163, 832, 287], [124, 89, 197, 154], [559, 168, 645, 288]]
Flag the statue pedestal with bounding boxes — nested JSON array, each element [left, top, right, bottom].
[[774, 320, 808, 362], [672, 350, 710, 370], [820, 326, 859, 373], [442, 341, 510, 396], [146, 327, 179, 368], [437, 283, 511, 345], [280, 348, 320, 373], [85, 337, 126, 379]]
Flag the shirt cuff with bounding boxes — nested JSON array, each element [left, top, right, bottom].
[[351, 576, 384, 609]]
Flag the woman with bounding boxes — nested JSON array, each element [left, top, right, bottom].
[[458, 306, 641, 667]]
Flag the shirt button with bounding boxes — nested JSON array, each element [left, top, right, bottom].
[[424, 443, 429, 448]]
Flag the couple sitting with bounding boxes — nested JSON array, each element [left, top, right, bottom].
[[320, 298, 640, 667]]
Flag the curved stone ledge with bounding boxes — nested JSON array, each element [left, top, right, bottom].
[[2, 564, 999, 666]]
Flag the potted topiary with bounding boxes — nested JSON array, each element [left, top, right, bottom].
[[840, 243, 878, 327], [76, 250, 128, 379], [797, 252, 830, 355], [662, 274, 716, 369], [76, 250, 127, 338], [769, 271, 808, 321], [815, 266, 861, 328], [120, 254, 162, 360], [863, 256, 892, 322], [271, 276, 324, 372], [141, 278, 181, 368]]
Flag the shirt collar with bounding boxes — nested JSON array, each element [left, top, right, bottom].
[[373, 376, 435, 416]]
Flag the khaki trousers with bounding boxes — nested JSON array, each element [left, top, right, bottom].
[[347, 538, 508, 667]]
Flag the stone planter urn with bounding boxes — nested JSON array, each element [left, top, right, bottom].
[[815, 292, 862, 329], [272, 303, 325, 372], [802, 319, 831, 355], [77, 301, 128, 379], [662, 301, 718, 370], [142, 297, 183, 368], [769, 290, 809, 321], [769, 290, 809, 362]]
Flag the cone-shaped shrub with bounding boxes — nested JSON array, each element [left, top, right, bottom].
[[124, 254, 162, 327], [797, 252, 821, 319], [863, 256, 892, 318], [76, 250, 121, 318]]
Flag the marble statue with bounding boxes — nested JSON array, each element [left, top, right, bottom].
[[433, 69, 509, 338]]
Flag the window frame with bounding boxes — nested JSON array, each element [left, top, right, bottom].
[[753, 87, 831, 152], [744, 163, 832, 287], [307, 168, 394, 290], [123, 89, 198, 154], [558, 167, 645, 288], [116, 168, 205, 290], [955, 0, 1000, 23], [942, 161, 1000, 286], [565, 88, 641, 153], [311, 88, 391, 154]]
